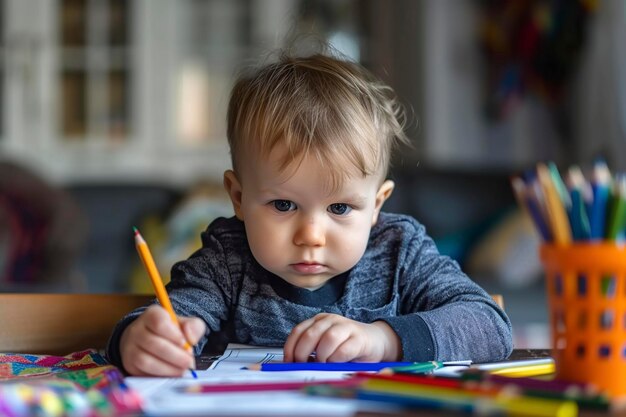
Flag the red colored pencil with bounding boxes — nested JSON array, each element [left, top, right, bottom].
[[355, 372, 501, 396], [181, 377, 364, 393]]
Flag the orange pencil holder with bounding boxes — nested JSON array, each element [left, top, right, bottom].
[[540, 243, 626, 398]]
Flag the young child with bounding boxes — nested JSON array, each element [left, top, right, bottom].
[[107, 52, 513, 376]]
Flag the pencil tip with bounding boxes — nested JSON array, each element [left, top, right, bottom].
[[378, 368, 394, 375], [133, 226, 139, 234]]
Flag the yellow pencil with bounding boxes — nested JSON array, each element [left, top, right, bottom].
[[490, 362, 555, 378], [133, 227, 196, 377], [537, 163, 572, 245]]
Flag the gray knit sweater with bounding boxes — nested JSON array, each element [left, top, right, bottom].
[[106, 213, 513, 368]]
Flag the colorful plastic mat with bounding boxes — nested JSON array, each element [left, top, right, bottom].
[[0, 350, 141, 416]]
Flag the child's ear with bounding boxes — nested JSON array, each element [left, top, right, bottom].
[[372, 180, 395, 225], [223, 170, 244, 220]]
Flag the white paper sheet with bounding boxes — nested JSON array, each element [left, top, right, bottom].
[[125, 344, 471, 416], [126, 344, 360, 416], [209, 343, 471, 375]]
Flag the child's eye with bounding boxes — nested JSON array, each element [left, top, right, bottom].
[[328, 203, 351, 215], [272, 200, 296, 212]]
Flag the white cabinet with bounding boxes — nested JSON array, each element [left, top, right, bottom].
[[0, 0, 310, 187], [0, 0, 370, 187]]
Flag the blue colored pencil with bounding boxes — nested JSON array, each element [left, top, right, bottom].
[[566, 166, 591, 240], [589, 161, 612, 239], [511, 177, 552, 241], [245, 361, 423, 372]]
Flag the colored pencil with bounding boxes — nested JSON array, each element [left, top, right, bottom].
[[357, 371, 608, 409], [537, 163, 572, 245], [463, 372, 610, 409], [548, 162, 572, 210], [589, 160, 612, 239], [380, 361, 443, 374], [307, 378, 578, 417], [488, 362, 555, 378], [472, 357, 554, 371], [356, 372, 490, 393], [511, 177, 552, 241], [362, 379, 577, 417], [181, 378, 363, 393], [566, 166, 591, 240], [133, 227, 197, 379], [606, 174, 626, 240], [245, 361, 422, 372]]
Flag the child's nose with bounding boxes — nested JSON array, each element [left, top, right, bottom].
[[293, 217, 326, 247]]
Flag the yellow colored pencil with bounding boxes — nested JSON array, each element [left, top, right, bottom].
[[362, 378, 577, 417], [490, 362, 555, 378], [537, 163, 572, 245], [134, 227, 196, 377]]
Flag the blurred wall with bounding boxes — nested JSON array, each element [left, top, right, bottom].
[[0, 0, 624, 298]]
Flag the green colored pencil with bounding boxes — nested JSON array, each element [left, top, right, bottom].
[[381, 360, 443, 374], [606, 175, 626, 240]]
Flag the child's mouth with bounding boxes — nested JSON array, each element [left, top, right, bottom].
[[291, 263, 326, 274]]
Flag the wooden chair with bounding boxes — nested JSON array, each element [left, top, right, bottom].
[[0, 293, 153, 355], [491, 294, 504, 310]]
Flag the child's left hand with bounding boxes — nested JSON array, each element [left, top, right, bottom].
[[283, 313, 401, 363]]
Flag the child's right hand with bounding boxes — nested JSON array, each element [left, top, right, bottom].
[[119, 304, 206, 376]]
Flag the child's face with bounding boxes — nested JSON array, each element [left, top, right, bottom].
[[224, 147, 394, 290]]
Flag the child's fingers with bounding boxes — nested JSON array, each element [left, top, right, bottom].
[[120, 308, 195, 376], [314, 323, 352, 362], [127, 344, 191, 377], [285, 315, 335, 362], [283, 317, 314, 362], [284, 317, 320, 362], [121, 325, 191, 376], [325, 336, 362, 363], [179, 316, 206, 346], [142, 305, 188, 347], [137, 327, 195, 371]]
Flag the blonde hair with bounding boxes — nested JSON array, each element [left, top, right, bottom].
[[227, 52, 409, 188]]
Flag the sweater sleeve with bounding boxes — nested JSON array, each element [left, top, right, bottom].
[[105, 227, 235, 369], [380, 220, 513, 363]]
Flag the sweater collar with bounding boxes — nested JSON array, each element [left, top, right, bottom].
[[266, 272, 348, 307]]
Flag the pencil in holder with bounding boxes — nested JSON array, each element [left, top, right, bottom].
[[540, 243, 626, 398]]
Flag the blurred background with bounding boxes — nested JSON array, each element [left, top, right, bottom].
[[1, 0, 625, 348]]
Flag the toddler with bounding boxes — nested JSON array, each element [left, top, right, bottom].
[[107, 52, 513, 376]]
